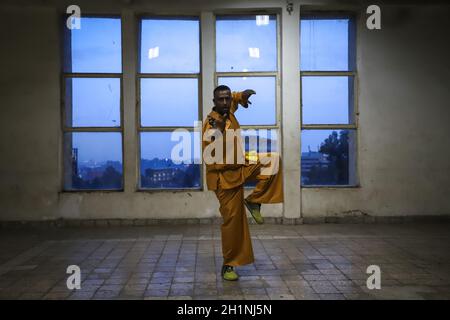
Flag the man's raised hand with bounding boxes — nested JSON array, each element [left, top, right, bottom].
[[242, 89, 256, 108]]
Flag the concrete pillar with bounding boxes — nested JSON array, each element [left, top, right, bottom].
[[281, 3, 301, 222], [200, 11, 215, 190], [121, 9, 137, 193]]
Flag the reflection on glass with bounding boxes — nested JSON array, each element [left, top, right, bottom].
[[301, 129, 356, 186], [65, 78, 121, 127], [140, 78, 198, 127], [67, 17, 122, 73], [300, 18, 351, 71], [148, 46, 159, 59], [140, 132, 201, 189], [140, 18, 200, 73], [302, 76, 354, 125], [218, 76, 276, 125], [256, 15, 270, 26], [64, 132, 123, 190], [216, 15, 277, 72]]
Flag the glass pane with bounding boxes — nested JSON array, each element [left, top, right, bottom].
[[216, 15, 277, 72], [64, 132, 123, 190], [241, 129, 279, 154], [301, 129, 356, 186], [140, 18, 200, 73], [302, 76, 354, 125], [140, 78, 198, 127], [67, 17, 122, 73], [140, 132, 201, 189], [65, 78, 121, 127], [300, 18, 351, 71], [217, 76, 276, 125], [241, 129, 279, 187]]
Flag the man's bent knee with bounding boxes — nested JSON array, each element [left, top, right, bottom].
[[259, 152, 281, 176]]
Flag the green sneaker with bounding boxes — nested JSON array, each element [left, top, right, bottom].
[[244, 199, 264, 224], [221, 265, 239, 281]]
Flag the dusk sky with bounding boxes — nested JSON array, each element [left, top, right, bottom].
[[216, 15, 277, 72], [67, 17, 352, 163]]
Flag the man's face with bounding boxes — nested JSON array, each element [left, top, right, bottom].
[[213, 89, 232, 116]]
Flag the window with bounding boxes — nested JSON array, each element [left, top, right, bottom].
[[300, 14, 357, 186], [138, 17, 201, 189], [216, 15, 277, 73], [63, 17, 123, 190], [216, 14, 280, 187], [216, 15, 278, 126]]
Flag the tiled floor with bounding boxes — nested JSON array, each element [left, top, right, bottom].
[[0, 222, 449, 300]]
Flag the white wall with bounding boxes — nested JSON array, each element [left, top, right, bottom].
[[0, 0, 449, 222]]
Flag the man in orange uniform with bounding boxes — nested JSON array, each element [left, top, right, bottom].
[[202, 85, 283, 281]]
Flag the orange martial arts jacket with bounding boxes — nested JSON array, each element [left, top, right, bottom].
[[202, 92, 250, 191]]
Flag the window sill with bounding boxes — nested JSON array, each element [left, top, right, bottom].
[[60, 188, 204, 194], [59, 189, 124, 193], [301, 184, 360, 189], [136, 188, 203, 193]]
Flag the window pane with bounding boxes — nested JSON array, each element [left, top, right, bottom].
[[300, 18, 351, 71], [140, 78, 198, 127], [218, 76, 276, 125], [67, 17, 122, 73], [302, 76, 354, 125], [140, 132, 201, 189], [65, 78, 121, 127], [216, 15, 277, 72], [301, 129, 356, 186], [64, 132, 123, 190], [140, 18, 200, 73], [241, 129, 279, 154]]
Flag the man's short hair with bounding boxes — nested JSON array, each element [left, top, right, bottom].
[[213, 85, 231, 97]]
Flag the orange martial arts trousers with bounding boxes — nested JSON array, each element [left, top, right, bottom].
[[214, 154, 283, 267]]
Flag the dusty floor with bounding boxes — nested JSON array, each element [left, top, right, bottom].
[[0, 222, 449, 300]]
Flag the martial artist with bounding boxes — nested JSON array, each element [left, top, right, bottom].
[[202, 85, 283, 281]]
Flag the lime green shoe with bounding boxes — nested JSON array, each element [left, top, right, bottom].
[[244, 199, 264, 224], [221, 265, 239, 281]]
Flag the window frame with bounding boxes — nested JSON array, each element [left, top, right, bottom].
[[136, 14, 203, 191], [214, 12, 281, 130], [300, 12, 359, 188], [213, 12, 282, 189], [61, 14, 125, 192]]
